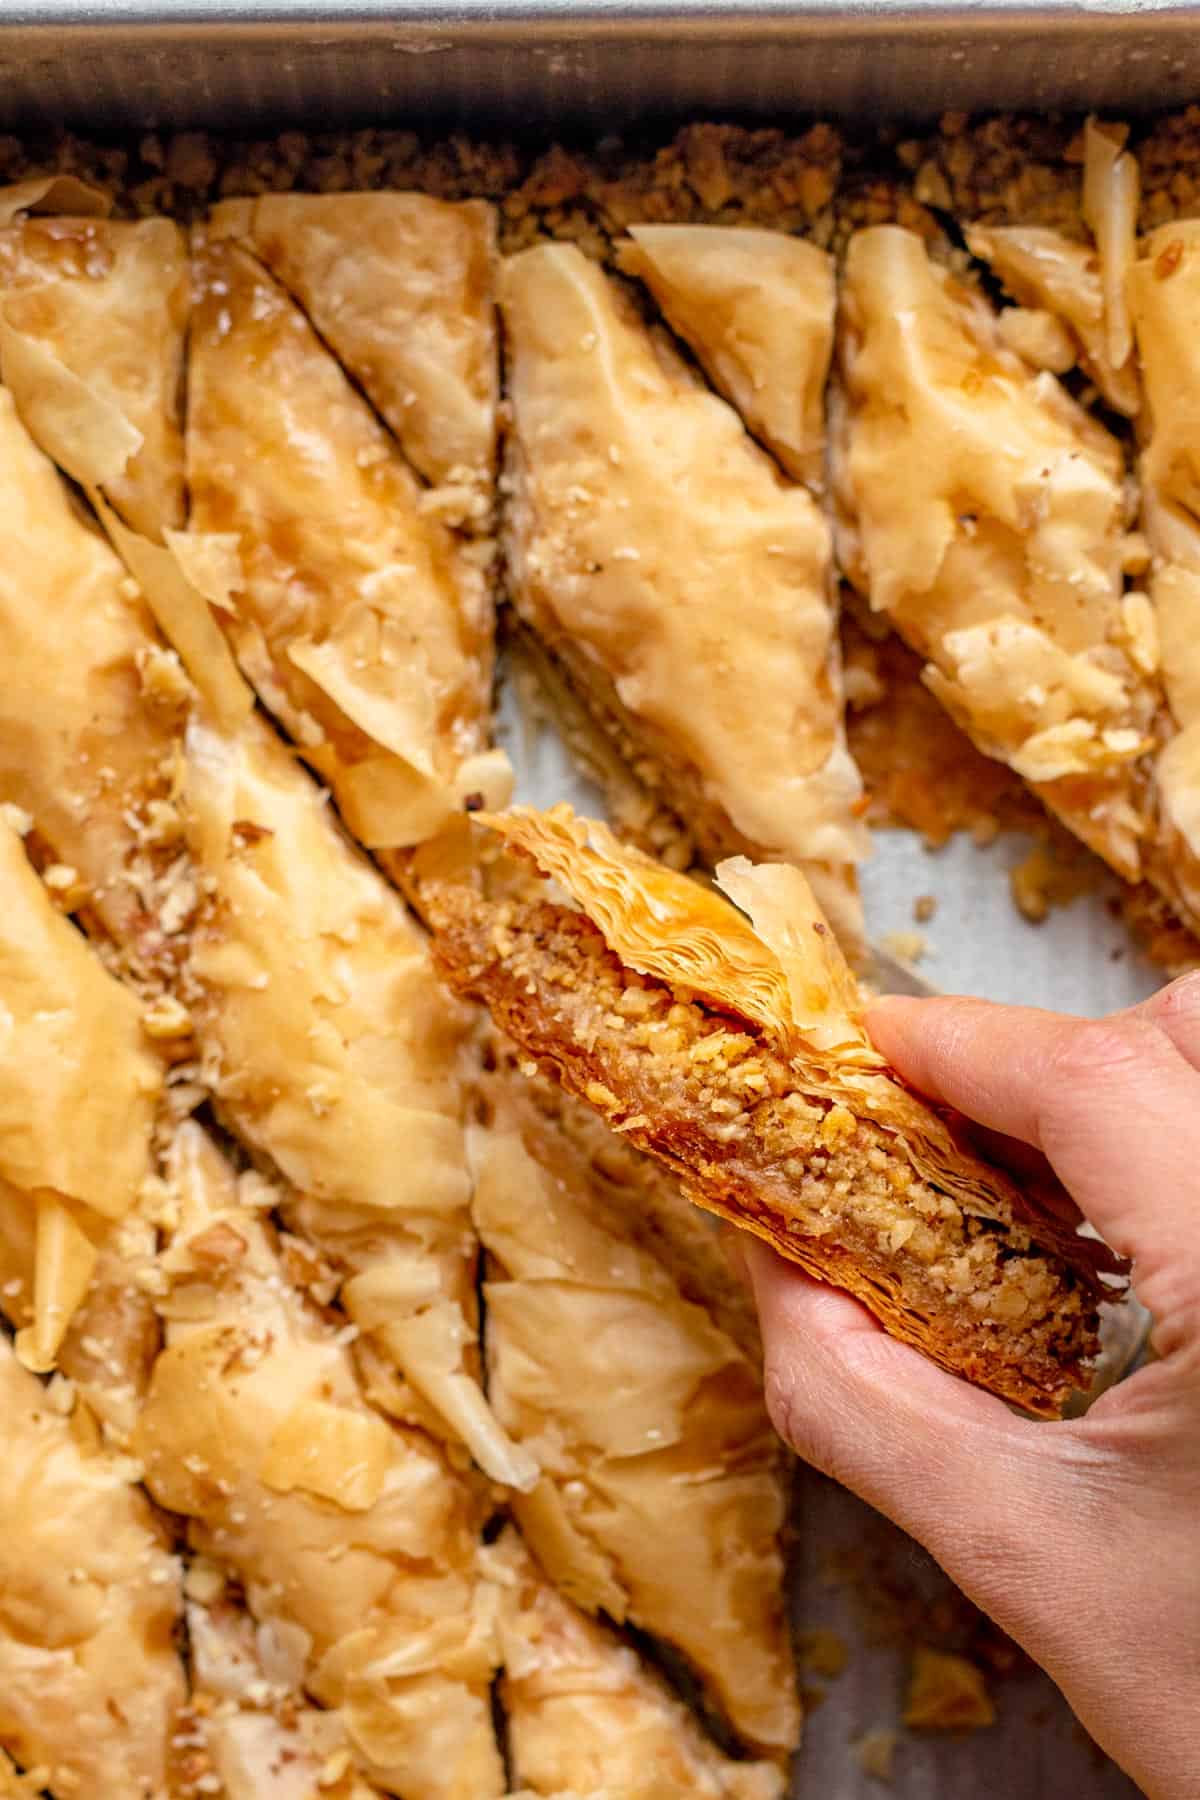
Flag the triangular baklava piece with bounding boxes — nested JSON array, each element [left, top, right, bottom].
[[1127, 219, 1200, 932], [138, 1120, 508, 1800], [0, 387, 192, 971], [0, 1335, 186, 1800], [490, 1528, 786, 1800], [499, 241, 866, 946], [187, 235, 508, 853], [0, 183, 188, 538], [618, 223, 835, 488], [422, 806, 1127, 1417], [471, 1072, 798, 1756], [178, 709, 536, 1491], [209, 192, 498, 516], [0, 818, 163, 1440], [188, 1590, 392, 1800], [834, 225, 1162, 899]]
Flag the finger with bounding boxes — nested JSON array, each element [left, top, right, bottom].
[[866, 993, 1200, 1264], [1134, 969, 1200, 1071], [745, 1241, 1080, 1635], [958, 1120, 1076, 1219]]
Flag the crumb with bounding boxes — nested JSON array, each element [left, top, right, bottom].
[[854, 1725, 899, 1781], [880, 929, 929, 965], [797, 1626, 849, 1680], [842, 608, 1040, 846], [912, 894, 937, 924], [903, 1647, 996, 1730], [1009, 841, 1100, 924], [1117, 880, 1200, 975]]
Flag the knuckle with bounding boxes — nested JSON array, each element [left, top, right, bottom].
[[1044, 1016, 1146, 1091], [1143, 968, 1200, 1030]]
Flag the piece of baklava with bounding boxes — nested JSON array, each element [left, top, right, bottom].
[[423, 807, 1126, 1417], [0, 1335, 187, 1800], [835, 224, 1161, 894], [137, 1120, 507, 1800], [188, 1589, 391, 1800], [617, 224, 835, 489], [0, 181, 188, 538], [490, 1529, 786, 1800], [471, 1073, 797, 1755], [499, 241, 867, 946], [1128, 219, 1200, 931], [0, 818, 162, 1442], [0, 382, 529, 1484], [209, 192, 498, 518], [187, 235, 508, 852], [964, 120, 1141, 416], [0, 385, 191, 974], [179, 709, 536, 1490]]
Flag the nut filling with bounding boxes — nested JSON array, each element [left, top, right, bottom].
[[420, 811, 1126, 1418]]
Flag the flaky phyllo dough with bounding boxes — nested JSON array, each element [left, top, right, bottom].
[[499, 241, 867, 946], [489, 1530, 786, 1800], [0, 361, 530, 1486], [208, 192, 498, 513], [0, 819, 162, 1440], [835, 224, 1161, 891], [187, 231, 510, 852], [180, 711, 535, 1489], [965, 121, 1142, 419], [0, 178, 188, 540], [0, 1337, 187, 1800], [0, 381, 190, 971], [423, 808, 1127, 1416], [186, 1593, 393, 1800], [617, 224, 836, 490], [138, 1122, 507, 1800], [471, 1073, 796, 1754], [1128, 220, 1200, 929]]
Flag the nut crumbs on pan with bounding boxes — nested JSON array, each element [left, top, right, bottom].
[[854, 1725, 900, 1782], [903, 1647, 996, 1731]]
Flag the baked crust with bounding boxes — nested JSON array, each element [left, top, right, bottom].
[[0, 1336, 186, 1800], [138, 1121, 507, 1800], [617, 223, 835, 489], [472, 1071, 797, 1753], [209, 192, 498, 511], [0, 385, 185, 972], [421, 809, 1127, 1417], [491, 1528, 787, 1800], [499, 239, 867, 946], [1127, 219, 1200, 932], [0, 821, 163, 1438], [188, 234, 508, 850], [0, 203, 188, 538], [835, 225, 1159, 889]]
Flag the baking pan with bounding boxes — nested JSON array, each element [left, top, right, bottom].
[[2, 1, 1200, 132], [0, 5, 1170, 1794]]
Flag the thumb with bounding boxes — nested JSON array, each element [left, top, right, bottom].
[[744, 1239, 1084, 1621]]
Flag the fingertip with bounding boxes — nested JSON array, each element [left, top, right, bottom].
[[863, 992, 925, 1063]]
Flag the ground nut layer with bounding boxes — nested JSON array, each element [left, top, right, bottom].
[[428, 884, 1103, 1415]]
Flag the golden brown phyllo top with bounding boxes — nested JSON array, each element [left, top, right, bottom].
[[419, 806, 1129, 1418]]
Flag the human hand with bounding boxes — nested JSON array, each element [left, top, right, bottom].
[[743, 974, 1200, 1799]]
